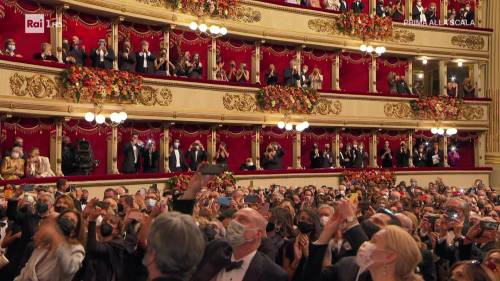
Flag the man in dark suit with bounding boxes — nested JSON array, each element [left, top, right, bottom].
[[380, 140, 393, 168], [321, 143, 334, 168], [135, 40, 156, 74], [261, 143, 285, 170], [310, 143, 322, 169], [351, 0, 365, 13], [413, 143, 427, 167], [34, 42, 58, 62], [239, 158, 257, 171], [463, 4, 475, 25], [90, 39, 115, 69], [186, 140, 207, 171], [376, 0, 385, 17], [169, 139, 187, 173], [191, 208, 288, 281], [396, 76, 411, 94], [68, 36, 87, 66], [353, 142, 367, 168], [396, 141, 410, 167], [283, 60, 300, 87], [142, 140, 160, 173], [426, 142, 444, 167], [338, 142, 347, 168], [118, 40, 136, 72], [122, 134, 143, 174], [339, 0, 348, 12]]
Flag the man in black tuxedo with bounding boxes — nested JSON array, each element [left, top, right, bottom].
[[463, 4, 475, 25], [135, 40, 156, 74], [186, 140, 207, 171], [68, 36, 87, 66], [376, 0, 385, 17], [396, 141, 410, 167], [351, 0, 365, 13], [353, 142, 368, 168], [426, 142, 444, 167], [380, 140, 393, 168], [191, 208, 288, 281], [90, 39, 115, 69], [168, 139, 187, 172], [122, 134, 143, 174], [338, 142, 347, 168], [142, 140, 160, 173], [283, 60, 300, 87], [339, 0, 348, 12], [118, 40, 136, 72], [321, 143, 334, 168]]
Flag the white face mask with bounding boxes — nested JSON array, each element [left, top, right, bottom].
[[246, 162, 254, 166], [320, 216, 330, 226], [11, 152, 20, 159], [355, 241, 377, 279], [353, 145, 358, 149], [145, 198, 157, 208], [226, 220, 257, 247], [173, 142, 180, 148], [8, 44, 15, 51]]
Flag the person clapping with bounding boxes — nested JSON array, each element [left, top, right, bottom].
[[261, 143, 285, 170], [90, 39, 115, 69]]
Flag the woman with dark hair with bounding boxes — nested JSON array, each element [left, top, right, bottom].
[[283, 208, 322, 281], [260, 207, 296, 264], [450, 260, 494, 281], [15, 209, 86, 281]]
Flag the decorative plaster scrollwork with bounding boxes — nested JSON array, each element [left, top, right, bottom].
[[384, 102, 484, 120], [222, 93, 256, 112], [234, 6, 262, 23], [392, 28, 416, 43], [139, 86, 173, 106], [313, 99, 342, 115], [135, 0, 167, 7], [307, 19, 337, 34], [459, 105, 484, 120], [451, 35, 485, 51], [9, 73, 59, 98], [384, 103, 414, 119]]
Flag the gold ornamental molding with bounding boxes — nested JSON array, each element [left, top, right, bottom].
[[391, 28, 416, 43], [384, 102, 484, 121], [307, 18, 337, 35], [451, 35, 485, 51], [234, 6, 262, 23], [135, 0, 166, 7], [9, 73, 60, 99], [312, 99, 342, 115], [223, 93, 257, 112], [138, 86, 173, 106]]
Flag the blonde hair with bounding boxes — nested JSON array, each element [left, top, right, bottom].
[[383, 225, 423, 281]]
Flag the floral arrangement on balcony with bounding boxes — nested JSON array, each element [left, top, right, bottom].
[[335, 12, 393, 41], [61, 66, 143, 103], [167, 0, 239, 18], [410, 96, 463, 120], [256, 86, 320, 114], [342, 169, 396, 186], [207, 171, 237, 192], [165, 174, 191, 193]]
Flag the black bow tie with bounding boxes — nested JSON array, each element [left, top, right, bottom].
[[224, 260, 243, 272]]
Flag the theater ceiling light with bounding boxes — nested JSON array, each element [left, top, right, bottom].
[[84, 111, 127, 125], [359, 44, 386, 56], [277, 119, 309, 132], [189, 21, 227, 38], [457, 59, 463, 67], [431, 127, 457, 136]]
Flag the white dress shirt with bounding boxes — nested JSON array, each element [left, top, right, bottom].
[[174, 149, 181, 168], [215, 250, 257, 281], [0, 219, 8, 254], [133, 145, 138, 163]]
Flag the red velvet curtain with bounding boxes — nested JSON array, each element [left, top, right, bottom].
[[448, 0, 476, 13], [260, 44, 297, 85], [346, 0, 370, 13], [377, 130, 409, 167], [260, 127, 295, 169], [420, 0, 441, 19], [0, 118, 54, 157], [216, 37, 254, 81], [0, 0, 53, 59], [169, 124, 210, 159], [118, 22, 163, 54], [301, 128, 335, 168], [448, 132, 477, 168], [216, 126, 254, 171], [340, 129, 371, 156], [62, 10, 111, 66], [301, 49, 334, 91], [376, 57, 408, 94], [340, 52, 370, 93], [62, 120, 110, 175], [117, 121, 163, 173], [169, 30, 210, 79]]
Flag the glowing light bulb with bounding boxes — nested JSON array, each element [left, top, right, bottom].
[[296, 124, 305, 132], [95, 114, 105, 124], [422, 58, 428, 65], [285, 123, 293, 131], [437, 128, 445, 135], [118, 112, 128, 121], [189, 22, 198, 31], [446, 128, 457, 136], [418, 73, 424, 79], [84, 112, 95, 122], [360, 44, 367, 52], [199, 24, 208, 33], [209, 25, 220, 34], [431, 127, 438, 134], [366, 45, 374, 53], [302, 121, 309, 129], [220, 27, 227, 35], [110, 112, 119, 123], [457, 60, 463, 67], [277, 121, 285, 129]]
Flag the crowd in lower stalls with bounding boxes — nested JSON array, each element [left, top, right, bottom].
[[0, 171, 499, 281]]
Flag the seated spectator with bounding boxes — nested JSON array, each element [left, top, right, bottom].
[[227, 60, 238, 82], [1, 147, 25, 180], [90, 38, 115, 69], [118, 40, 136, 72], [68, 36, 87, 66], [392, 0, 405, 21], [34, 42, 58, 62], [266, 64, 279, 85], [235, 63, 250, 83], [215, 61, 228, 81], [240, 157, 257, 171], [324, 0, 340, 11], [155, 48, 176, 76], [135, 40, 156, 74], [189, 53, 203, 79], [26, 148, 55, 178], [309, 67, 324, 90], [61, 39, 73, 65], [463, 78, 476, 97], [0, 39, 22, 58], [351, 0, 365, 13]]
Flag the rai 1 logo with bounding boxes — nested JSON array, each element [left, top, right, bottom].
[[25, 14, 45, 33]]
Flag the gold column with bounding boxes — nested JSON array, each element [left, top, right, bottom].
[[369, 55, 377, 93], [162, 26, 171, 75], [208, 38, 216, 80], [335, 130, 340, 167], [252, 127, 261, 169], [441, 0, 448, 21], [439, 60, 448, 96], [293, 132, 301, 168], [476, 0, 483, 28], [111, 17, 123, 70], [442, 136, 449, 167], [406, 0, 412, 20], [408, 130, 414, 167], [52, 5, 66, 62], [475, 132, 485, 167], [252, 42, 261, 84], [369, 129, 378, 167], [208, 127, 217, 164], [473, 63, 485, 98], [160, 124, 170, 172], [485, 0, 500, 188], [50, 119, 63, 176], [333, 53, 340, 91], [406, 60, 413, 91], [107, 125, 119, 174], [370, 0, 376, 16]]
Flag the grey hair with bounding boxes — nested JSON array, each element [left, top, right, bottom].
[[38, 192, 55, 205], [318, 204, 335, 213], [148, 212, 205, 280]]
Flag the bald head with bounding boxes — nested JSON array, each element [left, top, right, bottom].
[[234, 207, 267, 231], [395, 213, 413, 234]]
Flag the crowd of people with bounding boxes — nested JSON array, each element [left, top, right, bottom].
[[0, 165, 498, 281]]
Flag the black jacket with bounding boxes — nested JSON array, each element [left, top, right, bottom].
[[353, 149, 368, 168], [321, 150, 334, 168], [376, 4, 385, 17], [168, 148, 187, 172], [261, 149, 285, 170], [310, 150, 322, 169], [396, 148, 410, 167], [266, 72, 279, 86], [380, 148, 393, 168], [90, 48, 115, 69], [413, 151, 427, 167], [122, 142, 142, 173], [118, 52, 136, 72], [142, 150, 160, 173], [186, 149, 207, 171], [135, 51, 156, 74], [339, 0, 348, 12], [68, 46, 87, 66], [33, 52, 58, 62], [351, 0, 364, 13], [412, 5, 425, 21], [426, 149, 444, 167], [283, 68, 300, 87]]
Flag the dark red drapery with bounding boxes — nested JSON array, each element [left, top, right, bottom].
[[448, 132, 477, 168], [377, 130, 409, 167], [62, 120, 110, 175], [340, 52, 370, 93], [301, 128, 335, 168], [118, 22, 164, 54], [169, 124, 210, 158], [169, 30, 210, 79], [260, 44, 297, 85], [260, 127, 295, 169], [216, 126, 254, 171], [340, 129, 371, 156], [0, 118, 54, 157], [216, 38, 254, 79], [62, 10, 111, 66], [376, 57, 408, 94], [0, 0, 53, 59], [301, 49, 334, 91]]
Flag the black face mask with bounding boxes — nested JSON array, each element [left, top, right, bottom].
[[36, 202, 49, 214], [57, 217, 76, 237], [100, 223, 114, 237], [80, 198, 88, 205], [117, 203, 124, 215], [266, 221, 276, 232], [54, 206, 67, 213], [361, 220, 381, 239], [297, 221, 314, 234]]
